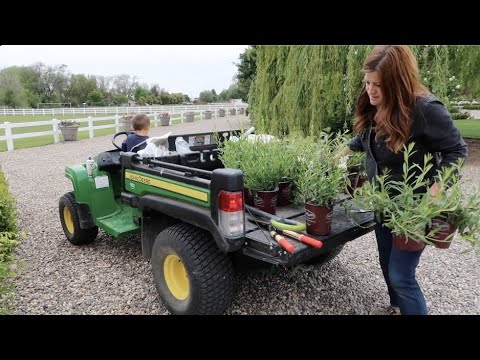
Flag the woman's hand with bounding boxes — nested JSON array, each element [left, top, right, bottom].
[[429, 182, 442, 197]]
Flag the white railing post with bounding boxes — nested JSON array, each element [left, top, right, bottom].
[[88, 116, 94, 138], [181, 112, 184, 123], [115, 115, 120, 133], [83, 107, 86, 115], [153, 112, 158, 127], [200, 110, 203, 120], [73, 108, 76, 115], [4, 122, 13, 151], [53, 119, 60, 143]]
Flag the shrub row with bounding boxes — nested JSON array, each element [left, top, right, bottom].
[[0, 167, 19, 313]]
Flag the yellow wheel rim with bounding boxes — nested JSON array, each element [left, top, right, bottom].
[[63, 207, 74, 234], [164, 254, 189, 300]]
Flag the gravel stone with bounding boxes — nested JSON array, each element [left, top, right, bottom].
[[1, 116, 478, 315]]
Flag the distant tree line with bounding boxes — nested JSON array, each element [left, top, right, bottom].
[[0, 62, 246, 108]]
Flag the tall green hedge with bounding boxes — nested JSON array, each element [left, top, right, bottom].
[[0, 166, 18, 314], [0, 168, 17, 233]]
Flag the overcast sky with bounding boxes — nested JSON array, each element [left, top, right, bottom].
[[0, 45, 249, 99]]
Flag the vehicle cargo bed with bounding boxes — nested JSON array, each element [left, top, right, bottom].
[[243, 199, 374, 266]]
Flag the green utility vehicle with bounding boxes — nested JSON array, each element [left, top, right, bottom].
[[59, 130, 374, 315]]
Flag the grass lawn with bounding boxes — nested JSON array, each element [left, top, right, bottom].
[[453, 119, 480, 139]]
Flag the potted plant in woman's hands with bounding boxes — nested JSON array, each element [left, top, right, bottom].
[[451, 192, 480, 253], [353, 143, 479, 252], [353, 144, 440, 250], [425, 159, 480, 252], [59, 119, 80, 141]]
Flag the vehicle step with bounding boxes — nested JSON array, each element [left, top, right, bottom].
[[97, 206, 140, 237]]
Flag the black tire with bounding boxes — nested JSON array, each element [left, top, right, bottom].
[[304, 244, 345, 265], [151, 223, 234, 315], [59, 192, 98, 245]]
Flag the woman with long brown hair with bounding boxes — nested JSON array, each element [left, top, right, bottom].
[[348, 45, 467, 315]]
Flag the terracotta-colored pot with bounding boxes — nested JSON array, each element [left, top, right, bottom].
[[356, 174, 367, 188], [277, 180, 292, 206], [243, 188, 255, 207], [305, 202, 333, 236], [346, 171, 359, 196], [428, 217, 457, 249], [392, 234, 426, 252], [254, 188, 278, 215]]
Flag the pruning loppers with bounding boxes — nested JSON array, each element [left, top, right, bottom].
[[245, 205, 323, 251]]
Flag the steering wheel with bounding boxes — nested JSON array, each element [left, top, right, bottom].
[[112, 131, 131, 150]]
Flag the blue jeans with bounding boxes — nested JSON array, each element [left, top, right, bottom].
[[375, 223, 428, 315]]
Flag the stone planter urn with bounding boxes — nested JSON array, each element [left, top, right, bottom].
[[218, 109, 226, 117], [229, 108, 237, 115], [59, 125, 80, 141], [204, 110, 213, 120], [185, 112, 195, 122], [160, 114, 170, 126], [120, 115, 134, 132]]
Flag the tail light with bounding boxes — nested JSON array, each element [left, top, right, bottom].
[[218, 190, 244, 237]]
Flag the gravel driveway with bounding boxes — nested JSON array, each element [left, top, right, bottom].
[[1, 116, 479, 315]]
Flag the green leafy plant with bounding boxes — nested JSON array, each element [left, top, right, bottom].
[[294, 132, 348, 206], [347, 151, 366, 173], [354, 144, 443, 245], [353, 143, 480, 253], [427, 159, 480, 252], [218, 133, 284, 192]]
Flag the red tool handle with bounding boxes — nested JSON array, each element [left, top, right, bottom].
[[281, 230, 323, 248], [270, 231, 295, 253], [298, 234, 323, 248]]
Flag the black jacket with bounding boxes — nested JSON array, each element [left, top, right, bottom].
[[349, 95, 468, 186]]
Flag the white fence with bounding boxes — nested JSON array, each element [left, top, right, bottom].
[[0, 103, 247, 117], [0, 107, 247, 152]]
